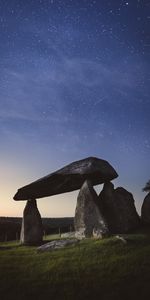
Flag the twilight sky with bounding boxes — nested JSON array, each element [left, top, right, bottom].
[[0, 0, 150, 217]]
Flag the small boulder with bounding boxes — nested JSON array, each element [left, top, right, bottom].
[[37, 239, 79, 252], [74, 180, 109, 238], [141, 192, 150, 224], [115, 235, 127, 244], [20, 199, 43, 245], [99, 182, 140, 233]]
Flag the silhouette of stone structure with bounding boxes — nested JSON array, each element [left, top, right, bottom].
[[13, 156, 140, 244], [141, 192, 150, 224], [98, 182, 140, 233], [14, 157, 118, 200]]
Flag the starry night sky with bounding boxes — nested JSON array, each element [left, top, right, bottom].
[[0, 0, 150, 217]]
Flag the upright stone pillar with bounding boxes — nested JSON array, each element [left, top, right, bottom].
[[99, 182, 140, 233], [20, 199, 43, 245], [141, 192, 150, 224], [74, 180, 109, 239]]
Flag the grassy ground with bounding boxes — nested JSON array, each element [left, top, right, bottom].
[[0, 233, 150, 300]]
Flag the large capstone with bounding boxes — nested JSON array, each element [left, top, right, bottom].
[[20, 199, 43, 245], [98, 182, 140, 233], [141, 192, 150, 224], [13, 157, 118, 200], [74, 180, 109, 239]]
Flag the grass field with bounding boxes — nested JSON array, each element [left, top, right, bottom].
[[0, 233, 150, 300]]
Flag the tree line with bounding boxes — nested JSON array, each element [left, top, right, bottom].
[[0, 217, 74, 242]]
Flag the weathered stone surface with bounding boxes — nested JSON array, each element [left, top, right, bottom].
[[20, 199, 43, 245], [37, 239, 79, 252], [13, 157, 118, 200], [61, 232, 75, 238], [74, 180, 109, 239], [141, 192, 150, 224], [99, 182, 140, 233]]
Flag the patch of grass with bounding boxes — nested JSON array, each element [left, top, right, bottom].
[[44, 233, 61, 240], [1, 233, 150, 300]]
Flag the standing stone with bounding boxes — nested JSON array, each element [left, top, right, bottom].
[[20, 199, 43, 245], [141, 192, 150, 224], [74, 180, 109, 239], [98, 182, 118, 232], [99, 182, 140, 233]]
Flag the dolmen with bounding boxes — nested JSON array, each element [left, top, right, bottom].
[[13, 156, 140, 244]]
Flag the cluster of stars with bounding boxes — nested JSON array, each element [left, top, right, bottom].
[[0, 0, 149, 156], [0, 0, 149, 218]]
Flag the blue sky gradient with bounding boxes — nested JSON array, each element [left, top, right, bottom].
[[0, 0, 150, 216]]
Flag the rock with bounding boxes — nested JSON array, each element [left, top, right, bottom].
[[13, 157, 118, 200], [93, 228, 107, 239], [115, 235, 127, 244], [99, 182, 140, 233], [75, 230, 87, 240], [20, 199, 43, 245], [37, 239, 79, 252], [141, 192, 150, 224], [98, 182, 119, 232], [61, 232, 75, 238], [74, 180, 109, 239]]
